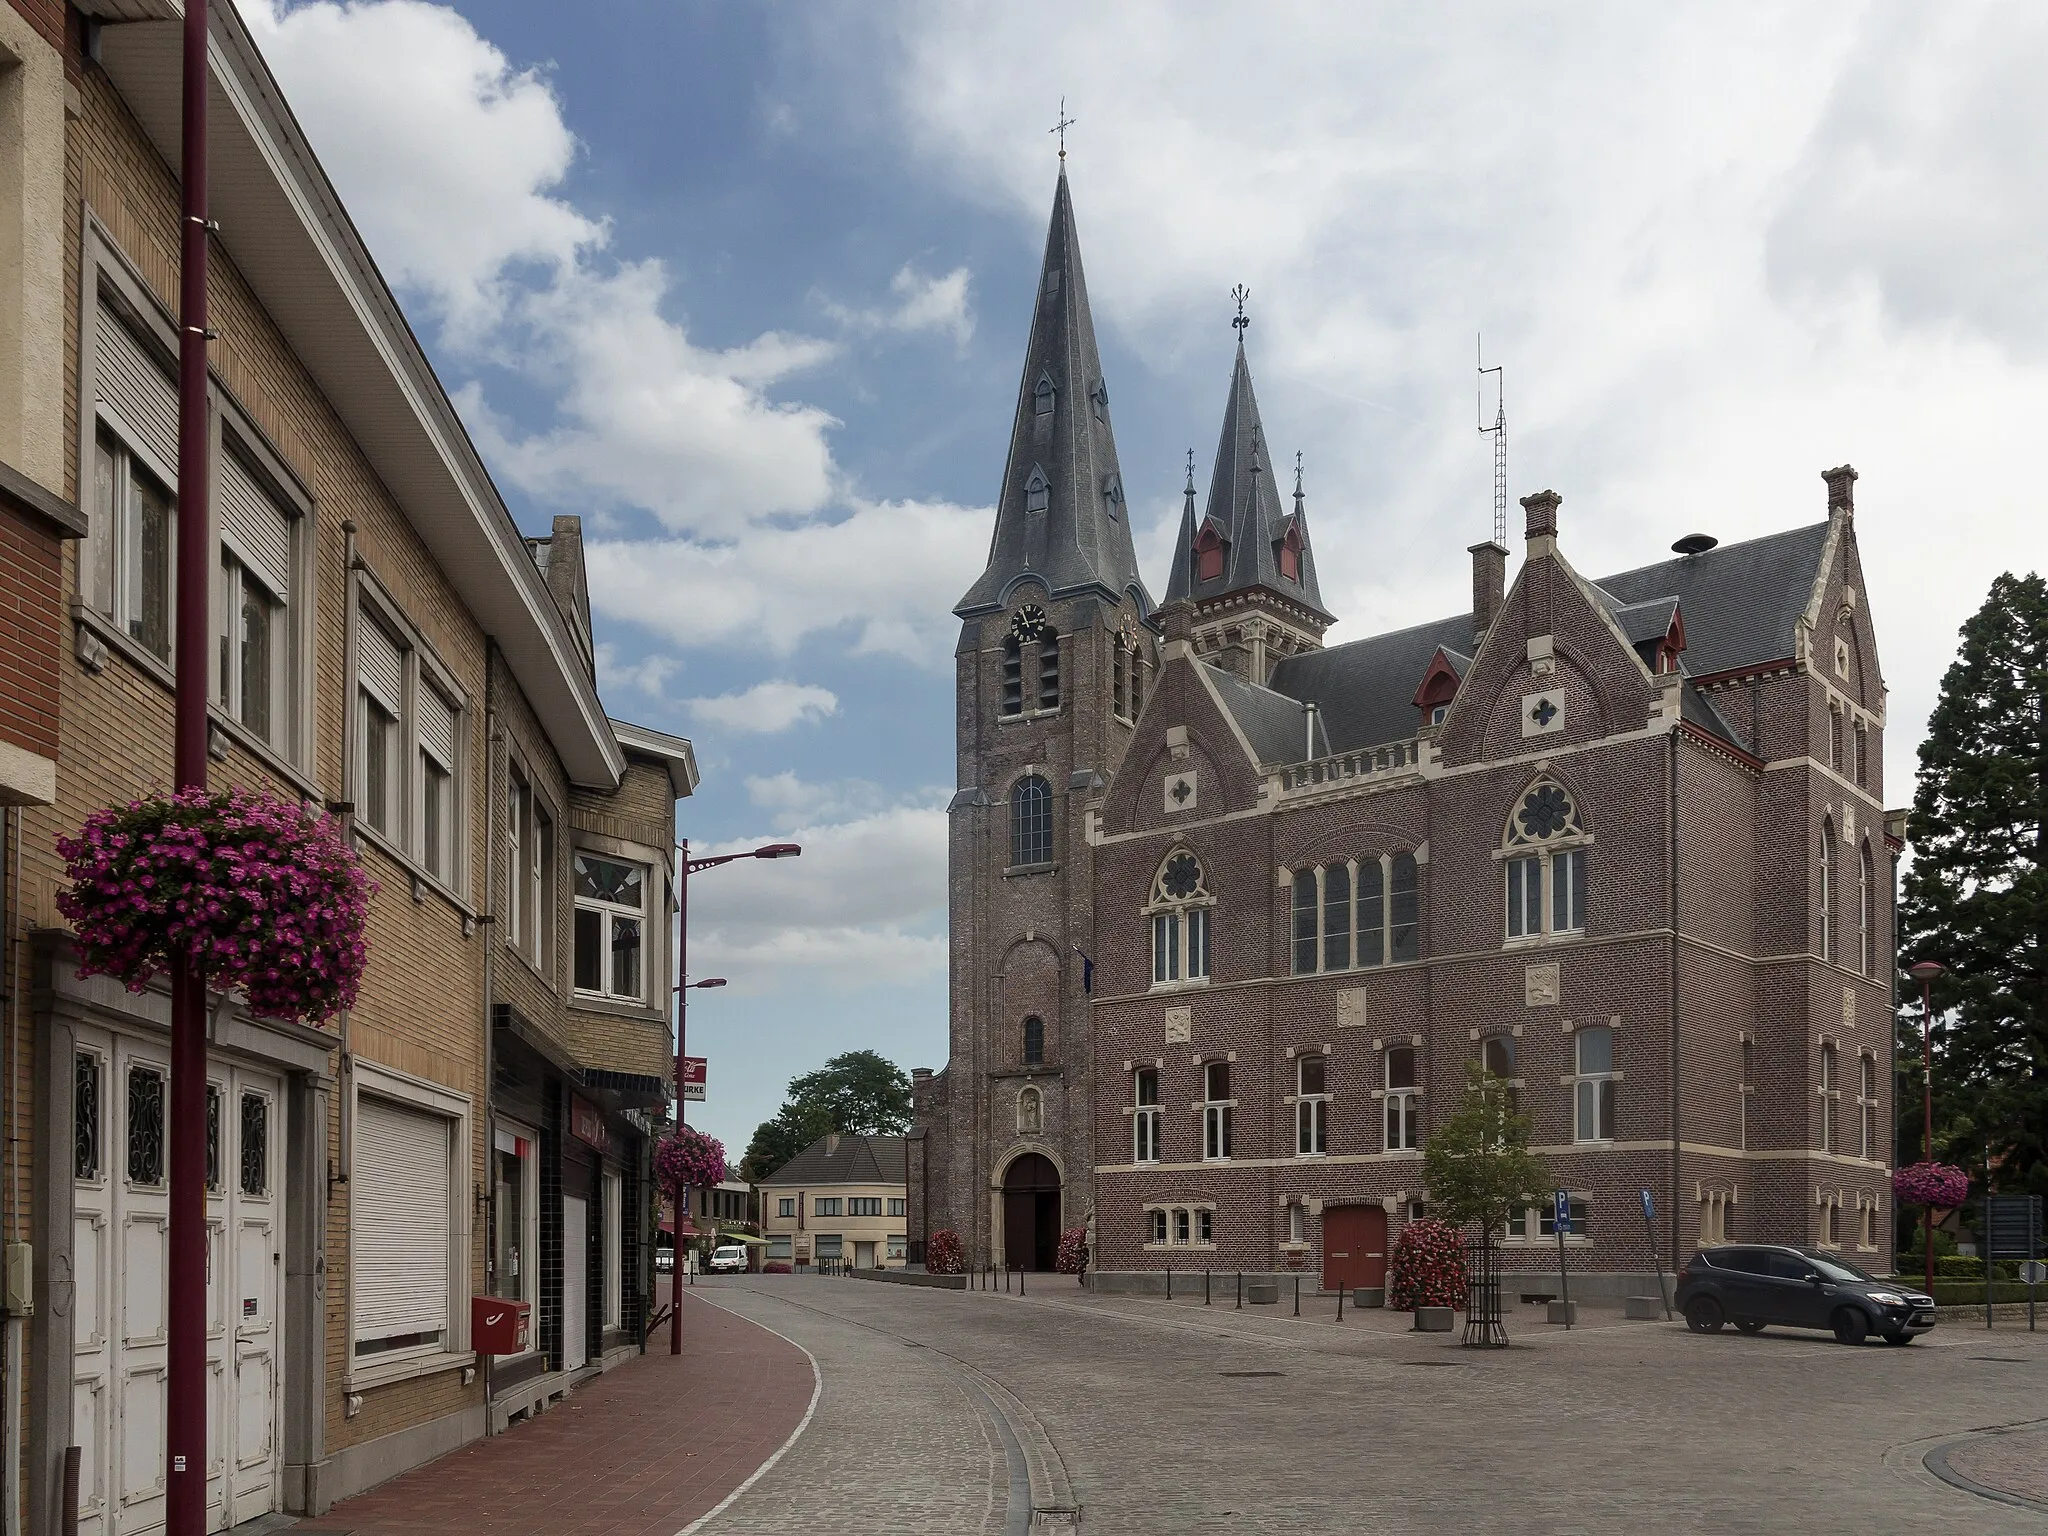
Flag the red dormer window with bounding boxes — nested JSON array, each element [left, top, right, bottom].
[[1193, 525, 1226, 584], [1277, 523, 1303, 583]]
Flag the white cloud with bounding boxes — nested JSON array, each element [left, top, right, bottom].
[[818, 264, 975, 348], [745, 771, 891, 826], [686, 681, 839, 734], [584, 496, 989, 664], [686, 802, 949, 994], [592, 642, 677, 699]]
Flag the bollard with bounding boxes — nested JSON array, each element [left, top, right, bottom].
[[1337, 1286, 1345, 1322], [1166, 1265, 1172, 1300], [1020, 1265, 1025, 1296], [1295, 1277, 1301, 1317], [1204, 1270, 1211, 1306], [61, 1444, 80, 1536], [1005, 1265, 1011, 1294], [1236, 1272, 1243, 1310]]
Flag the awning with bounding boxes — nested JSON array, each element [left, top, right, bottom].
[[719, 1232, 770, 1246]]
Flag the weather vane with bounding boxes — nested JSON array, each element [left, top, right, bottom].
[[1231, 284, 1251, 336], [1185, 447, 1196, 492], [1051, 97, 1076, 160]]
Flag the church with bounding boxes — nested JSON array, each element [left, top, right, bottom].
[[907, 165, 1899, 1297]]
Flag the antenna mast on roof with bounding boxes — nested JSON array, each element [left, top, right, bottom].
[[1477, 335, 1506, 548]]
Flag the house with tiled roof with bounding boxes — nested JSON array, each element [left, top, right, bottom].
[[759, 1135, 909, 1270]]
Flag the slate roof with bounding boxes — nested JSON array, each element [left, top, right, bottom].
[[955, 170, 1153, 618], [1211, 522, 1830, 766], [1203, 663, 1324, 764], [1164, 342, 1330, 617], [757, 1133, 908, 1189]]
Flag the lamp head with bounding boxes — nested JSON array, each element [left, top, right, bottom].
[[693, 977, 729, 989], [1906, 960, 1945, 984], [755, 843, 802, 859]]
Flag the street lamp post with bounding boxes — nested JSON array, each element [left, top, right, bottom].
[[1907, 959, 1945, 1297], [670, 840, 799, 1353]]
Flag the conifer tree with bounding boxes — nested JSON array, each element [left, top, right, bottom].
[[1899, 573, 2048, 1200]]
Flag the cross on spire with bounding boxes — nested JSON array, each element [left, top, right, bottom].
[[1185, 447, 1196, 494], [1051, 97, 1077, 160], [1231, 284, 1251, 337], [1294, 450, 1305, 511]]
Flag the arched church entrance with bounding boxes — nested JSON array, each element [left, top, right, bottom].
[[1002, 1152, 1062, 1272]]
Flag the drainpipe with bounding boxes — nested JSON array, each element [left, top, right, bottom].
[[333, 521, 361, 1399], [1667, 730, 1681, 1277], [480, 644, 500, 1429], [3, 806, 21, 1536]]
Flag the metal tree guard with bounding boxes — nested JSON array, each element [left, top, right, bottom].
[[1464, 1235, 1508, 1347]]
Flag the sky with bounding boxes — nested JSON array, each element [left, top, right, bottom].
[[241, 0, 2048, 1159]]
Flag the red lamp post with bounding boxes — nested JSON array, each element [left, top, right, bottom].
[[1907, 959, 1945, 1296], [670, 841, 799, 1353]]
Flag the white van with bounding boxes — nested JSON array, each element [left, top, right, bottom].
[[708, 1244, 749, 1273]]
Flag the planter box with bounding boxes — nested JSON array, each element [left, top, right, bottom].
[[1545, 1300, 1577, 1325], [1413, 1306, 1454, 1332], [1246, 1282, 1279, 1305], [1351, 1287, 1386, 1309]]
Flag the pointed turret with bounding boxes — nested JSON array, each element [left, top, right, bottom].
[[955, 170, 1152, 618], [1167, 335, 1332, 682]]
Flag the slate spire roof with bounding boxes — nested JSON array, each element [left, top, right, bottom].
[[1165, 339, 1330, 618], [955, 168, 1152, 619]]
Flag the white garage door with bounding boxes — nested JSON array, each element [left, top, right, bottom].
[[72, 1025, 283, 1536]]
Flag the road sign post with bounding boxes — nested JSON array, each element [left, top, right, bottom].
[[1986, 1192, 2043, 1333], [1554, 1190, 1572, 1330], [1641, 1188, 1671, 1319]]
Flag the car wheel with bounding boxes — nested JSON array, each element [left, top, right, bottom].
[[1685, 1297, 1725, 1333], [1733, 1320, 1767, 1335], [1832, 1307, 1870, 1346], [1882, 1333, 1917, 1347]]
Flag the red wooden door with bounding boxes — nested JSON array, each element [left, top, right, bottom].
[[1321, 1204, 1389, 1292]]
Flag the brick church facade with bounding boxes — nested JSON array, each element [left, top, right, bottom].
[[909, 166, 1900, 1291]]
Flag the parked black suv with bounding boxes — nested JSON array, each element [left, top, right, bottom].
[[1675, 1245, 1937, 1345]]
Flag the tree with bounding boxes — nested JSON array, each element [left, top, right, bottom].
[[1900, 573, 2048, 1203], [737, 1050, 915, 1182], [1421, 1065, 1554, 1237]]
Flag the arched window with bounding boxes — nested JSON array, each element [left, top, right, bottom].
[[1034, 373, 1055, 417], [1089, 376, 1109, 421], [1322, 863, 1351, 972], [1290, 869, 1318, 975], [1017, 1085, 1043, 1134], [1819, 819, 1834, 963], [1150, 849, 1212, 985], [1390, 853, 1420, 962], [1026, 468, 1050, 513], [1503, 779, 1585, 941], [1193, 524, 1226, 584], [1858, 843, 1873, 977], [1021, 1016, 1044, 1066], [1011, 776, 1053, 868], [1293, 854, 1418, 975], [1277, 523, 1303, 583], [1358, 859, 1385, 967]]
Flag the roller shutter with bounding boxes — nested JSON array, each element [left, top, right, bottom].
[[352, 1095, 452, 1348], [357, 619, 403, 714], [418, 686, 457, 769], [219, 452, 293, 601], [94, 309, 178, 478]]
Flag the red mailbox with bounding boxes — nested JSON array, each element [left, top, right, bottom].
[[470, 1296, 530, 1355]]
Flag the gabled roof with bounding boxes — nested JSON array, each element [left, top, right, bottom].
[[1202, 663, 1323, 766], [1265, 613, 1476, 759], [1165, 342, 1329, 617], [955, 170, 1152, 619], [757, 1134, 908, 1188], [1590, 523, 1829, 677]]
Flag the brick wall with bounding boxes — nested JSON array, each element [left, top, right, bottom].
[[0, 506, 60, 760]]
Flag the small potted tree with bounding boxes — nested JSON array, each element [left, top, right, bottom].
[[1420, 1063, 1553, 1345]]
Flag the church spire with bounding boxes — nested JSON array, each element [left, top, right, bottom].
[[1164, 325, 1329, 619], [955, 170, 1151, 620]]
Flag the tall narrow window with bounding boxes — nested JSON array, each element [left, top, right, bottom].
[[1001, 634, 1023, 716], [1322, 864, 1351, 972], [1819, 1042, 1838, 1153], [1390, 853, 1420, 961], [1858, 1054, 1876, 1160], [1034, 374, 1055, 417], [1828, 705, 1842, 771], [1385, 1046, 1418, 1151], [1290, 869, 1318, 975], [418, 686, 458, 882], [1021, 1016, 1045, 1066], [1505, 855, 1541, 939], [216, 447, 297, 751], [1296, 1055, 1329, 1156], [1854, 723, 1868, 787], [1573, 1027, 1615, 1142], [1150, 851, 1212, 985], [356, 617, 405, 840], [1203, 1061, 1233, 1160], [1481, 1036, 1518, 1112], [1740, 1038, 1753, 1151], [1288, 1204, 1306, 1243], [1193, 525, 1225, 584], [574, 855, 645, 1002], [1037, 628, 1060, 710], [1112, 636, 1130, 720], [1858, 844, 1873, 977], [1357, 859, 1385, 968], [91, 415, 174, 663], [1551, 848, 1585, 934], [1010, 775, 1053, 867], [1133, 1069, 1160, 1163], [75, 1052, 102, 1181], [1819, 821, 1835, 963], [1026, 469, 1050, 513]]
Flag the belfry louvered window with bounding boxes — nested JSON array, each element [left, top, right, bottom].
[[1037, 628, 1060, 709]]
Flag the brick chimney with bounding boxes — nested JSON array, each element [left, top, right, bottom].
[[1522, 490, 1561, 543], [1468, 541, 1507, 647], [1823, 464, 1857, 517]]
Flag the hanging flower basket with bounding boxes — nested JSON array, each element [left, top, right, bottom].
[[55, 787, 373, 1025], [1055, 1225, 1088, 1276], [1388, 1217, 1468, 1311], [926, 1228, 965, 1275], [655, 1125, 727, 1194], [1893, 1161, 1970, 1209]]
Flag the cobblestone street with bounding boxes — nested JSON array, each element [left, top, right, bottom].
[[690, 1275, 2048, 1534]]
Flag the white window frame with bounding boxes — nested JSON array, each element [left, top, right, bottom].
[[1384, 1044, 1420, 1152], [211, 423, 311, 770], [1133, 1067, 1161, 1163], [1572, 1026, 1616, 1143], [573, 851, 649, 1003], [352, 575, 470, 896], [813, 1197, 843, 1218], [1147, 851, 1214, 988], [1818, 1042, 1839, 1153], [777, 1197, 796, 1219], [1290, 853, 1420, 974], [1295, 1054, 1329, 1158], [347, 1061, 472, 1389], [1857, 1054, 1877, 1161], [506, 764, 556, 975], [1202, 1060, 1234, 1161], [1501, 780, 1589, 944]]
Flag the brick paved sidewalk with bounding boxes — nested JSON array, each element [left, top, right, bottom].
[[310, 1295, 815, 1536], [1942, 1426, 2048, 1510]]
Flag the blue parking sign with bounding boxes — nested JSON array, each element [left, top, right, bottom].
[[1641, 1188, 1655, 1222], [1554, 1189, 1571, 1233]]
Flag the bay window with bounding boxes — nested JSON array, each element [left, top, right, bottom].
[[574, 854, 646, 1002]]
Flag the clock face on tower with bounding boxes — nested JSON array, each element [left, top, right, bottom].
[[1009, 604, 1049, 642]]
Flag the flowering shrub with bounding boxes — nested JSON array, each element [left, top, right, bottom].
[[1894, 1161, 1970, 1209], [1388, 1217, 1468, 1310], [926, 1228, 965, 1274], [56, 787, 373, 1024], [762, 1260, 792, 1275], [655, 1125, 727, 1195], [1055, 1225, 1088, 1276]]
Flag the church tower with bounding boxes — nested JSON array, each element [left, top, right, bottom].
[[1165, 335, 1332, 681], [921, 165, 1156, 1270]]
